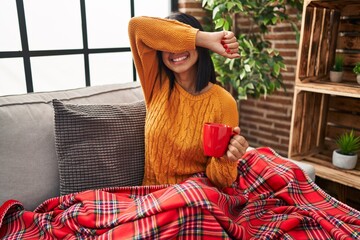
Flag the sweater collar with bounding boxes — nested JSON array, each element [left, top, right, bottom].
[[174, 81, 218, 100]]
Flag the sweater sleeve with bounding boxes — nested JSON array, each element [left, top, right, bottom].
[[205, 91, 239, 188], [128, 16, 198, 105]]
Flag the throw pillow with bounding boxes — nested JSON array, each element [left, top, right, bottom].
[[52, 99, 146, 195]]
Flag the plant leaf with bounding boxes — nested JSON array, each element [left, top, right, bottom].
[[274, 63, 281, 76], [202, 0, 208, 8], [229, 58, 235, 70], [214, 18, 225, 29], [213, 5, 221, 19], [223, 20, 230, 30], [240, 69, 246, 80], [226, 2, 235, 11]]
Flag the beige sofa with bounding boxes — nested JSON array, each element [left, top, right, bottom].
[[0, 82, 315, 210]]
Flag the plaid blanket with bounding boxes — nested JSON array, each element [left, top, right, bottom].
[[1, 147, 359, 239]]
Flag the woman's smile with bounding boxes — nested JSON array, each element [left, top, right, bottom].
[[169, 52, 190, 64], [162, 49, 198, 75]]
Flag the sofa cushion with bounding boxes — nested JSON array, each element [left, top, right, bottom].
[[53, 100, 146, 195], [0, 82, 144, 210]]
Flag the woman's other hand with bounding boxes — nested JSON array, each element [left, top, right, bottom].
[[225, 127, 249, 161], [196, 31, 240, 59]]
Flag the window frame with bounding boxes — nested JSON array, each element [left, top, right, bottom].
[[0, 0, 178, 93]]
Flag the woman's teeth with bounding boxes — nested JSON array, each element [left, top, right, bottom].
[[172, 56, 188, 62]]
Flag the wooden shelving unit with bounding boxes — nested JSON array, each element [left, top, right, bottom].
[[296, 81, 360, 97], [289, 0, 360, 199]]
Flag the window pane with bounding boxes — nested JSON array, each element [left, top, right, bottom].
[[134, 0, 171, 17], [0, 1, 22, 51], [31, 55, 85, 92], [89, 52, 133, 86], [0, 58, 26, 96], [24, 0, 83, 50], [86, 0, 131, 48]]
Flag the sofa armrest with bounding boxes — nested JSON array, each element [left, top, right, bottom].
[[246, 147, 315, 181]]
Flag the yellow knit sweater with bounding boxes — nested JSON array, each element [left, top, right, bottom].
[[128, 16, 239, 188]]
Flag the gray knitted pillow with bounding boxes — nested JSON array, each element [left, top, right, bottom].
[[52, 99, 146, 195]]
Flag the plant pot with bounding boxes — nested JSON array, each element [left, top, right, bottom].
[[329, 71, 343, 83], [332, 150, 358, 169], [357, 74, 360, 85]]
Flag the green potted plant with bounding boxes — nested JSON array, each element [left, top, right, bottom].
[[353, 62, 360, 84], [201, 0, 303, 100], [332, 130, 360, 169], [330, 55, 344, 83]]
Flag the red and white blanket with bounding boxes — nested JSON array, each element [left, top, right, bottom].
[[1, 147, 359, 239]]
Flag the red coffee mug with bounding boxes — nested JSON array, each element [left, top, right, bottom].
[[203, 123, 235, 158]]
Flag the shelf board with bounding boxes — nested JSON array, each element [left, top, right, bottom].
[[297, 154, 360, 190], [308, 0, 360, 9], [295, 81, 360, 98]]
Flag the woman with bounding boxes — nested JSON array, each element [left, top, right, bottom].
[[128, 12, 249, 188]]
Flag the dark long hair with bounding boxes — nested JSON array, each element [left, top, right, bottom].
[[156, 12, 216, 98]]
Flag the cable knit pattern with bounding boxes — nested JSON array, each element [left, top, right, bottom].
[[128, 16, 239, 188]]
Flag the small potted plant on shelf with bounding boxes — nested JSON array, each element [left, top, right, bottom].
[[353, 62, 360, 84], [330, 55, 344, 83], [332, 129, 360, 169]]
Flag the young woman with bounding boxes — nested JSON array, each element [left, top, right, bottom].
[[128, 13, 249, 188]]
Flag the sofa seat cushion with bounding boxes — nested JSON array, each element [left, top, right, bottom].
[[53, 100, 146, 195]]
